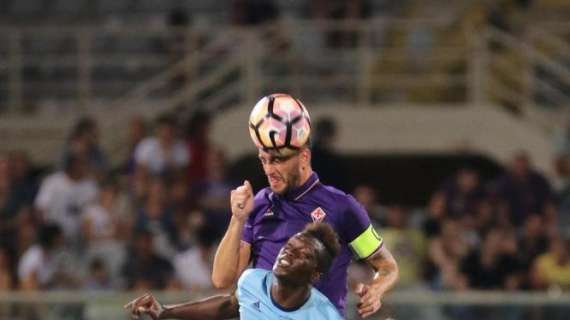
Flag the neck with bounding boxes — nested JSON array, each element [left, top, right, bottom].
[[298, 168, 314, 187], [270, 277, 311, 311]]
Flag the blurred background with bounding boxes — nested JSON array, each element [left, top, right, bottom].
[[0, 0, 570, 319]]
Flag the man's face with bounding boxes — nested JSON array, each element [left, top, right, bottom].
[[157, 124, 175, 146], [258, 149, 305, 194], [272, 234, 319, 286]]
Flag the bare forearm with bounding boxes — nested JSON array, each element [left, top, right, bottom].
[[212, 217, 246, 287], [160, 295, 238, 320], [368, 247, 399, 296]]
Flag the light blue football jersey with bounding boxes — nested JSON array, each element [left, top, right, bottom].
[[236, 269, 344, 320]]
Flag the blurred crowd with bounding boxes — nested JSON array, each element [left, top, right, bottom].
[[1, 112, 570, 297], [0, 111, 236, 293], [349, 153, 570, 295]]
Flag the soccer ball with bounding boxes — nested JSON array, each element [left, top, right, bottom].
[[248, 93, 311, 156]]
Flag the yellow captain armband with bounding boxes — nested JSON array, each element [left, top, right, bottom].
[[349, 225, 383, 259]]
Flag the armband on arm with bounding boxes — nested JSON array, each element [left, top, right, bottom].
[[349, 225, 383, 260]]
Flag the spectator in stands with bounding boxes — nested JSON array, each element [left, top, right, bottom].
[[460, 227, 521, 290], [82, 177, 122, 245], [18, 224, 80, 290], [121, 228, 177, 291], [0, 246, 14, 290], [174, 224, 218, 292], [185, 111, 212, 189], [7, 150, 38, 211], [134, 114, 190, 179], [84, 258, 113, 291], [379, 205, 426, 288], [471, 199, 498, 236], [1, 151, 39, 269], [135, 177, 178, 258], [168, 175, 195, 250], [531, 235, 570, 291], [34, 155, 99, 246], [0, 155, 17, 250], [0, 246, 14, 317], [15, 207, 37, 259], [122, 115, 148, 176], [491, 151, 555, 228], [439, 167, 486, 218], [426, 218, 471, 290], [517, 215, 549, 289], [60, 116, 108, 178], [190, 147, 234, 240], [81, 177, 127, 287], [422, 192, 448, 238], [353, 184, 385, 225], [311, 117, 348, 191]]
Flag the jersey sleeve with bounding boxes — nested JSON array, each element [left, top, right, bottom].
[[237, 268, 255, 290], [341, 195, 383, 260], [242, 217, 254, 244], [236, 268, 266, 300]]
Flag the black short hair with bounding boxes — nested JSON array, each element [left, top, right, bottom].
[[300, 223, 341, 274], [156, 113, 176, 127], [38, 223, 63, 250]]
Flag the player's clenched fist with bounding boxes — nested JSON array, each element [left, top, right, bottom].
[[231, 180, 254, 221], [124, 293, 164, 320]]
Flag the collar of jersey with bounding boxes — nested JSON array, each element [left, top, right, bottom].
[[266, 272, 311, 313], [278, 173, 320, 201]]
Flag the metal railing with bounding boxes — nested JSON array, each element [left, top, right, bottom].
[[0, 290, 569, 320], [1, 20, 568, 114], [1, 20, 567, 114]]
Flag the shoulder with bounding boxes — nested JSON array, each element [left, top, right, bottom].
[[41, 172, 66, 185], [237, 269, 270, 298], [309, 288, 344, 319], [18, 246, 43, 274], [317, 183, 361, 209], [134, 138, 159, 155], [238, 268, 269, 286], [315, 183, 368, 221], [20, 246, 41, 262], [253, 188, 272, 203], [137, 137, 158, 149]]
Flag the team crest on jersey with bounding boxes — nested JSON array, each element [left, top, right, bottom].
[[310, 207, 327, 222]]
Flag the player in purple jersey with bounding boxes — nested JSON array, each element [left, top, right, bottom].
[[212, 142, 399, 317]]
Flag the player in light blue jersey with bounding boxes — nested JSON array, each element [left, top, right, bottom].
[[125, 223, 342, 320]]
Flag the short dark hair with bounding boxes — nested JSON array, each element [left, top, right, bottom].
[[71, 116, 97, 137], [38, 223, 63, 250], [156, 113, 176, 127], [300, 223, 341, 274]]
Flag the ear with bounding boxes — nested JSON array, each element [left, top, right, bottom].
[[301, 148, 311, 164]]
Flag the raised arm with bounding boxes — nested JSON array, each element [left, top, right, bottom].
[[124, 292, 239, 320], [211, 181, 254, 288], [356, 246, 399, 318]]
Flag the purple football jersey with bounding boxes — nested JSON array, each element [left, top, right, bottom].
[[242, 173, 381, 315]]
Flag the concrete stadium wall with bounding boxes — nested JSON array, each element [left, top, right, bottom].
[[211, 104, 555, 177], [0, 104, 556, 178]]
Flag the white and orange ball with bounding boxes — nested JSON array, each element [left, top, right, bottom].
[[248, 93, 311, 156]]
